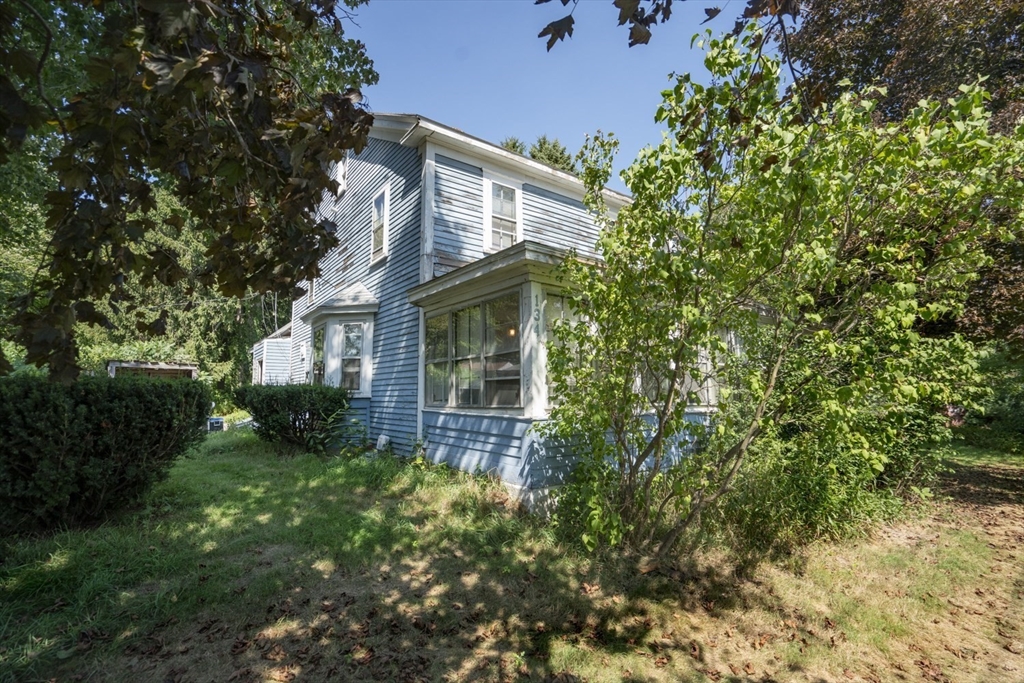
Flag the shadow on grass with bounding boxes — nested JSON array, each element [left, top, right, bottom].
[[940, 458, 1024, 509], [0, 431, 823, 683]]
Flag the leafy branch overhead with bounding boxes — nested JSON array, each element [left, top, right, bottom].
[[0, 0, 377, 380], [535, 0, 800, 49]]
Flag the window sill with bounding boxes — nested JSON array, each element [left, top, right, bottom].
[[370, 253, 388, 266], [423, 406, 526, 418]]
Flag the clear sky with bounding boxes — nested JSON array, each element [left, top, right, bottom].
[[347, 0, 741, 191]]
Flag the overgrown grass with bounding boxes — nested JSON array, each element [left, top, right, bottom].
[[1, 433, 1020, 683], [947, 442, 1024, 468]]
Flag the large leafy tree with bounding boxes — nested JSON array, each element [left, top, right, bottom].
[[0, 0, 376, 380], [544, 29, 1024, 558], [778, 0, 1024, 350], [780, 0, 1024, 129]]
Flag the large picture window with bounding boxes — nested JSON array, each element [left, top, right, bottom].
[[425, 292, 521, 408]]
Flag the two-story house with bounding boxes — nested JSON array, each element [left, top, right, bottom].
[[252, 113, 630, 501]]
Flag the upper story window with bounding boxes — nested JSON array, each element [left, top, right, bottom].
[[483, 173, 522, 252], [334, 156, 348, 197], [306, 278, 316, 305], [425, 292, 521, 408], [371, 184, 389, 263], [491, 183, 517, 250]]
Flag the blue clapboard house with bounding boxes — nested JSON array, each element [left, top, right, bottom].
[[252, 113, 703, 501]]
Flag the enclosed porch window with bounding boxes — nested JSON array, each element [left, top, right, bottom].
[[425, 292, 522, 408]]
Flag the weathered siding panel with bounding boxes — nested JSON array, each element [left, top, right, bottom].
[[289, 137, 422, 453], [433, 154, 484, 275], [341, 397, 371, 444], [524, 412, 711, 489], [522, 184, 600, 259], [422, 411, 532, 487]]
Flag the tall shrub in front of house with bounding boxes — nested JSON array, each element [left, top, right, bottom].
[[234, 384, 350, 453], [0, 374, 210, 534], [543, 27, 1023, 560]]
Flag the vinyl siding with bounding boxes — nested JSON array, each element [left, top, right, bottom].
[[523, 412, 710, 489], [431, 154, 602, 280], [433, 154, 484, 276], [259, 339, 291, 385], [289, 137, 422, 453], [422, 411, 533, 488], [521, 184, 600, 259]]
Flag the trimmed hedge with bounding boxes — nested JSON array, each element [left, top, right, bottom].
[[234, 384, 349, 450], [0, 374, 210, 535]]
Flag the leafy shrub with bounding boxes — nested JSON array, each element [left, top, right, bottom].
[[716, 406, 950, 560], [959, 351, 1024, 453], [716, 431, 903, 560], [234, 384, 349, 453], [0, 374, 209, 534]]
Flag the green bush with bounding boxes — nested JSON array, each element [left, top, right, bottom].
[[715, 405, 949, 561], [959, 351, 1024, 453], [234, 384, 349, 453], [716, 432, 903, 560], [0, 374, 209, 534]]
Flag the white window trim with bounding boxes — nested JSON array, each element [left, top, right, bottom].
[[370, 183, 390, 264], [482, 172, 523, 253], [334, 155, 348, 198]]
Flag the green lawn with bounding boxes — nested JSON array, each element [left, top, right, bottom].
[[2, 432, 1021, 683]]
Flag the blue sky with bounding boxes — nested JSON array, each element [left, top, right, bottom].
[[348, 1, 741, 190]]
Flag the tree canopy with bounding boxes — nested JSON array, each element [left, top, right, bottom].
[[536, 0, 798, 50], [500, 134, 576, 173], [0, 0, 376, 380], [780, 0, 1024, 350]]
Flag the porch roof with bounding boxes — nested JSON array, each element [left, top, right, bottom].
[[406, 241, 569, 310]]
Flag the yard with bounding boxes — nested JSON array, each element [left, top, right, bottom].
[[1, 431, 1021, 683]]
